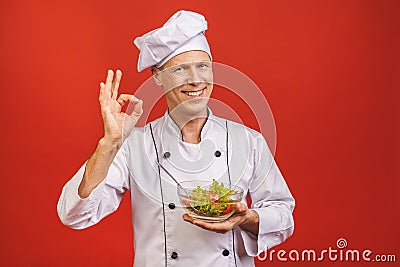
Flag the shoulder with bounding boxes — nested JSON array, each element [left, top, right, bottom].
[[214, 115, 265, 141], [213, 115, 271, 158]]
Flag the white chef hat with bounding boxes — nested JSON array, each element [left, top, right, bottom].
[[134, 10, 212, 72]]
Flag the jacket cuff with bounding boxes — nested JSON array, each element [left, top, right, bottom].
[[58, 164, 106, 221], [240, 208, 294, 257]]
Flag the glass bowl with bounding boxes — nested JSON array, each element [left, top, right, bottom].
[[177, 180, 244, 222]]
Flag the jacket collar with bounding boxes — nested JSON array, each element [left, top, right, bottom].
[[163, 108, 214, 141]]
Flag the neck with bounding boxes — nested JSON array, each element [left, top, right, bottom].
[[169, 108, 208, 144]]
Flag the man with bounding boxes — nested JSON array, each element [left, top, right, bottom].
[[57, 10, 295, 267]]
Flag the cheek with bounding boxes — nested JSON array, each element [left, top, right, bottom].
[[206, 85, 213, 95], [160, 75, 185, 92], [165, 87, 182, 101]]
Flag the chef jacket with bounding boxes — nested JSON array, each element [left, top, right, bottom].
[[57, 110, 295, 267]]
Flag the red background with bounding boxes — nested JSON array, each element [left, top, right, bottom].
[[0, 0, 399, 266]]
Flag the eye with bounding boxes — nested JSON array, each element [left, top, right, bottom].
[[173, 66, 184, 73], [197, 62, 211, 70], [173, 64, 189, 73]]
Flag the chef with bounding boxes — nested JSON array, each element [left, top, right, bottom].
[[57, 10, 295, 267]]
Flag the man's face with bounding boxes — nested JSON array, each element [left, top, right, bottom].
[[154, 50, 213, 116]]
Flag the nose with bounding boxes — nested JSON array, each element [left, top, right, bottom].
[[187, 65, 202, 85]]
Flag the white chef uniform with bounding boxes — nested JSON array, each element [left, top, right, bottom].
[[57, 110, 295, 267], [58, 10, 295, 267]]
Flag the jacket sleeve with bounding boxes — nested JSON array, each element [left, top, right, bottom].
[[240, 133, 295, 256], [57, 141, 131, 229]]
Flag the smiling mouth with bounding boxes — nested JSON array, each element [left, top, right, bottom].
[[182, 89, 204, 97]]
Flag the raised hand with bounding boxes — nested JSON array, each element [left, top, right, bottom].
[[99, 70, 143, 147]]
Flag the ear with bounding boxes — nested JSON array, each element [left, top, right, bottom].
[[151, 67, 163, 86]]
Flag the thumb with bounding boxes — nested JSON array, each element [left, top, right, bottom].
[[126, 99, 143, 117], [235, 202, 248, 214], [132, 99, 143, 115]]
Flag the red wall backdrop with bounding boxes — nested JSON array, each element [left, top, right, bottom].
[[0, 0, 399, 266]]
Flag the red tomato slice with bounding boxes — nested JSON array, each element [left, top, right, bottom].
[[207, 193, 220, 203], [222, 204, 233, 215]]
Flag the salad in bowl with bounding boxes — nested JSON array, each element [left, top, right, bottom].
[[177, 179, 244, 222]]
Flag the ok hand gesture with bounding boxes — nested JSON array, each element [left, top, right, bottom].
[[99, 70, 143, 147]]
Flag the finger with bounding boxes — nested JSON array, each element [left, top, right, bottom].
[[182, 214, 195, 223], [99, 82, 105, 100], [117, 94, 143, 116], [189, 216, 235, 234], [111, 70, 122, 100], [129, 99, 143, 117], [126, 98, 143, 117], [99, 82, 109, 107], [117, 94, 138, 106], [235, 202, 248, 214], [195, 220, 231, 234], [104, 69, 114, 98], [182, 214, 209, 227]]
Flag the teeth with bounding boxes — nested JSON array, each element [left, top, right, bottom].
[[185, 90, 202, 96]]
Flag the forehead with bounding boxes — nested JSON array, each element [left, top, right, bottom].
[[162, 50, 211, 68]]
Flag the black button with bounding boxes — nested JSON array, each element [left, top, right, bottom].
[[168, 203, 175, 209], [164, 152, 171, 158], [222, 249, 229, 256], [171, 252, 178, 259], [214, 150, 221, 157]]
